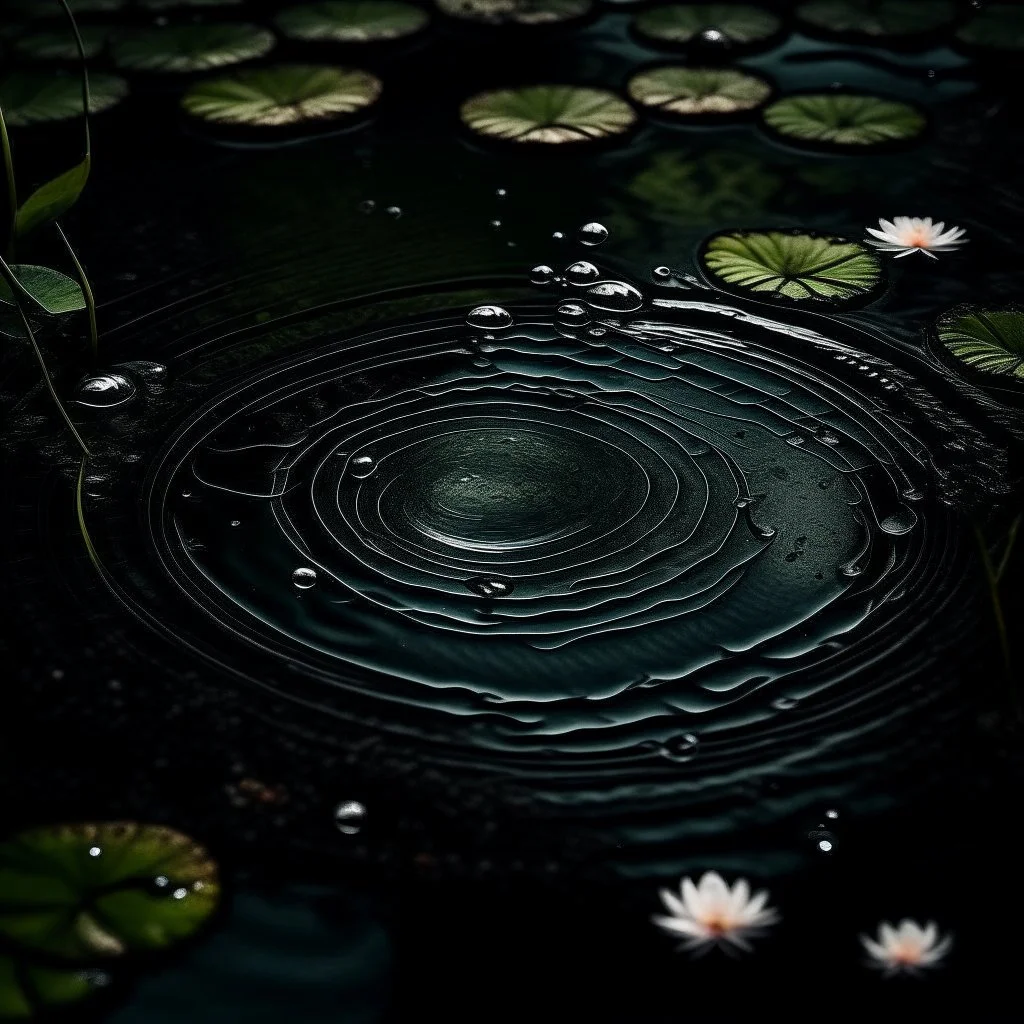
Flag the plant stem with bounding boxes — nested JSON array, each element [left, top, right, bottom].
[[55, 222, 98, 360], [56, 0, 92, 159], [995, 513, 1021, 585], [0, 105, 16, 259]]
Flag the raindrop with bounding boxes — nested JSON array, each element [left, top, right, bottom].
[[659, 733, 699, 762], [292, 567, 318, 589], [578, 221, 609, 247], [74, 372, 136, 408], [466, 305, 514, 330], [588, 326, 607, 337], [530, 264, 556, 285], [349, 454, 378, 479], [879, 508, 918, 536], [230, 519, 241, 527], [490, 219, 503, 229], [334, 800, 366, 834], [385, 206, 402, 218], [466, 577, 515, 598], [564, 260, 601, 285], [358, 199, 376, 213], [495, 188, 507, 197], [653, 266, 672, 279], [88, 846, 102, 858], [771, 696, 799, 711], [825, 808, 839, 819], [552, 231, 565, 240], [583, 280, 643, 312], [556, 302, 592, 326]]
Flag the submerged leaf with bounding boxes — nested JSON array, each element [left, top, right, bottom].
[[276, 1, 430, 42], [0, 71, 127, 126], [15, 158, 91, 239], [0, 954, 107, 1019], [701, 230, 882, 306], [627, 66, 771, 116], [461, 85, 636, 144], [936, 306, 1024, 380], [633, 4, 781, 46], [0, 823, 220, 961], [796, 0, 956, 38], [110, 23, 276, 73], [436, 0, 591, 26], [182, 65, 382, 126], [0, 265, 87, 314], [956, 4, 1024, 52], [12, 25, 112, 61], [761, 93, 925, 148]]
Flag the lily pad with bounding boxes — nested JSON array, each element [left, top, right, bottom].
[[633, 4, 781, 48], [700, 229, 882, 306], [0, 265, 86, 315], [760, 92, 926, 149], [12, 26, 111, 61], [0, 956, 108, 1020], [0, 823, 220, 960], [276, 1, 430, 42], [182, 65, 382, 126], [627, 66, 772, 117], [955, 4, 1024, 52], [110, 23, 276, 73], [461, 85, 636, 145], [796, 0, 956, 40], [436, 0, 591, 27], [0, 71, 127, 126], [936, 306, 1024, 380]]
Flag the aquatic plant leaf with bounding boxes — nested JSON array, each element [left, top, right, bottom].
[[0, 954, 106, 1019], [461, 85, 636, 144], [110, 23, 275, 73], [276, 1, 429, 42], [633, 4, 781, 45], [0, 265, 86, 314], [627, 66, 771, 116], [701, 230, 882, 306], [12, 25, 111, 61], [182, 65, 383, 126], [796, 0, 956, 38], [936, 306, 1024, 380], [436, 0, 591, 25], [0, 71, 127, 126], [761, 93, 925, 148], [956, 4, 1024, 51], [14, 157, 90, 239], [0, 823, 220, 960]]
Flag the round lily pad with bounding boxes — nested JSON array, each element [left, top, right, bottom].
[[700, 229, 883, 307], [760, 92, 926, 150], [0, 823, 220, 961], [0, 71, 127, 126], [182, 65, 382, 128], [11, 26, 111, 61], [796, 0, 956, 41], [627, 66, 772, 118], [461, 84, 636, 145], [436, 0, 592, 28], [0, 955, 108, 1020], [110, 23, 276, 73], [633, 4, 782, 50], [276, 1, 429, 42], [955, 4, 1024, 53], [936, 306, 1024, 381]]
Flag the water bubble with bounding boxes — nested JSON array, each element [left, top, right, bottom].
[[556, 302, 592, 326], [385, 206, 402, 218], [74, 372, 136, 407], [230, 519, 241, 527], [490, 219, 503, 229], [578, 221, 609, 247], [292, 567, 318, 589], [583, 280, 643, 312], [809, 829, 836, 854], [172, 887, 189, 900], [88, 846, 102, 858], [466, 577, 515, 598], [879, 508, 918, 536], [552, 231, 565, 240], [659, 733, 699, 762], [564, 260, 601, 285], [588, 327, 607, 337], [696, 26, 731, 51], [334, 799, 366, 835], [530, 264, 556, 285], [349, 454, 378, 479], [653, 266, 672, 279], [358, 199, 376, 213], [495, 188, 507, 197], [466, 305, 514, 330], [771, 696, 799, 711], [825, 808, 839, 820]]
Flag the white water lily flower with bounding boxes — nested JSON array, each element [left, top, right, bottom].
[[861, 919, 953, 975], [652, 871, 779, 954], [865, 216, 967, 259]]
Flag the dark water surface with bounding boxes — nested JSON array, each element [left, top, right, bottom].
[[3, 1, 1024, 1020]]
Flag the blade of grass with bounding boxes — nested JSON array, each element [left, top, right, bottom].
[[76, 454, 101, 567], [0, 106, 16, 259], [54, 223, 97, 360]]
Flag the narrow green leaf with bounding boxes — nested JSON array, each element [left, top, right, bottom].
[[15, 155, 90, 239], [0, 264, 87, 314]]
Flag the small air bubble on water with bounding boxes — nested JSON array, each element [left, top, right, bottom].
[[466, 305, 513, 330], [334, 800, 366, 834], [564, 260, 600, 285], [552, 231, 565, 240], [772, 696, 799, 710], [530, 265, 555, 285], [358, 200, 376, 213], [653, 266, 671, 279], [466, 577, 514, 598], [385, 206, 402, 218], [578, 222, 609, 246], [74, 372, 136, 407], [556, 302, 591, 326], [88, 846, 102, 857], [495, 188, 507, 197], [292, 567, 318, 589], [349, 454, 378, 479], [490, 219, 502, 229], [659, 733, 699, 762], [583, 280, 643, 312]]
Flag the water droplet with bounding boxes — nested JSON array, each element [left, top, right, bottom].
[[172, 887, 189, 900], [385, 205, 402, 218], [88, 846, 102, 858], [771, 696, 799, 711], [495, 188, 507, 197], [349, 454, 378, 479], [697, 26, 730, 48], [334, 799, 366, 834], [466, 577, 514, 598], [552, 231, 565, 240], [825, 808, 839, 819], [74, 372, 136, 407], [564, 260, 600, 285], [490, 219, 502, 229], [358, 199, 376, 213], [292, 567, 318, 589], [809, 829, 836, 854], [153, 875, 170, 888], [80, 970, 112, 989], [466, 305, 514, 330], [653, 266, 671, 279], [556, 302, 591, 326], [583, 280, 643, 312], [578, 221, 609, 247], [588, 326, 607, 337], [879, 508, 918, 536], [659, 733, 699, 762], [530, 264, 556, 285]]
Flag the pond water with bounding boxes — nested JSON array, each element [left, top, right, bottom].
[[2, 0, 1023, 1020]]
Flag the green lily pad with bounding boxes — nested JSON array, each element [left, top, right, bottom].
[[796, 0, 956, 39], [761, 92, 926, 149], [0, 823, 220, 961], [436, 0, 591, 27], [12, 26, 111, 61], [936, 306, 1024, 380], [0, 956, 108, 1020], [182, 65, 382, 126], [633, 4, 781, 48], [627, 66, 771, 117], [0, 71, 127, 126], [461, 84, 636, 144], [956, 4, 1024, 52], [110, 23, 276, 73], [276, 1, 430, 42], [700, 229, 883, 306], [0, 265, 86, 315]]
